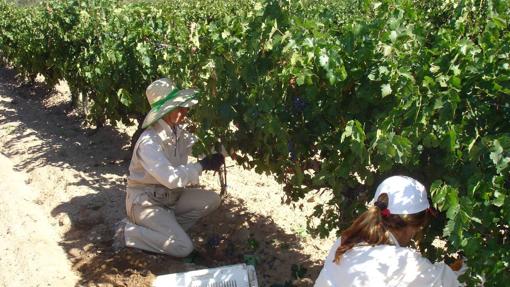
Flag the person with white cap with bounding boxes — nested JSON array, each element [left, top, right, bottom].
[[314, 175, 467, 287], [112, 78, 224, 257]]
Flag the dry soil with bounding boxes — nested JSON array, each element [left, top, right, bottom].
[[0, 66, 336, 287]]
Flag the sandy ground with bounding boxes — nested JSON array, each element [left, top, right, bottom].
[[0, 66, 336, 287], [0, 153, 79, 287]]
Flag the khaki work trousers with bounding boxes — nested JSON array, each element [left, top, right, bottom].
[[124, 184, 221, 257]]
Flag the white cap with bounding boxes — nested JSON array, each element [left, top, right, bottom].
[[370, 175, 430, 215]]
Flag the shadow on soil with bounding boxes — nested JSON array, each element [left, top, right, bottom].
[[0, 67, 321, 286]]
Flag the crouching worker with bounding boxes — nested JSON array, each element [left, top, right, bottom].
[[113, 78, 224, 257], [315, 175, 466, 287]]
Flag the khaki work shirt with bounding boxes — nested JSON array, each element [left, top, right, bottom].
[[127, 120, 203, 189]]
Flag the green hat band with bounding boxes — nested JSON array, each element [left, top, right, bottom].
[[150, 88, 180, 112]]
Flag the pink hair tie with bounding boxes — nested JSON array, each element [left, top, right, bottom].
[[427, 207, 438, 217], [381, 208, 391, 218]]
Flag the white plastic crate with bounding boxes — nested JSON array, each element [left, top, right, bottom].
[[153, 263, 259, 287]]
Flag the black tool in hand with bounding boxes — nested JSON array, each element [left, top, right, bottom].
[[198, 153, 225, 171]]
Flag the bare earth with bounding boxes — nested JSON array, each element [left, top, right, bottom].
[[0, 66, 336, 287]]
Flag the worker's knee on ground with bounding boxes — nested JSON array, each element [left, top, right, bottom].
[[208, 192, 221, 211], [196, 191, 221, 214], [162, 237, 194, 258]]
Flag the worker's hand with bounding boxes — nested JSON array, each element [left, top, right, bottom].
[[198, 153, 225, 171]]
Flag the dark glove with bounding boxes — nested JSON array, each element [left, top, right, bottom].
[[199, 153, 225, 171]]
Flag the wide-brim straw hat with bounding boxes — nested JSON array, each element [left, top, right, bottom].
[[142, 78, 198, 129]]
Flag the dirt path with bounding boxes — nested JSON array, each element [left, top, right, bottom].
[[0, 153, 78, 287], [0, 66, 335, 287]]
